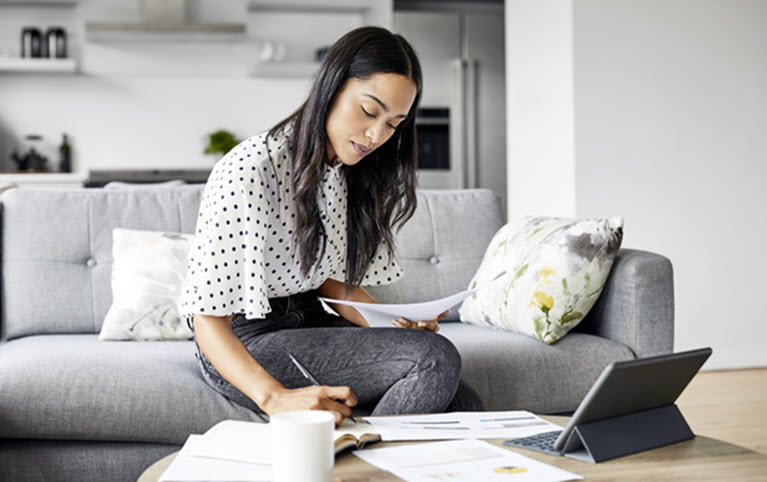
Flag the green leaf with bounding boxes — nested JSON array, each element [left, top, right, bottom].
[[204, 129, 239, 156], [561, 311, 583, 325], [515, 264, 529, 279], [534, 317, 545, 340]]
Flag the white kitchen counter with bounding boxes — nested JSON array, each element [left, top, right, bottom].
[[0, 172, 87, 189]]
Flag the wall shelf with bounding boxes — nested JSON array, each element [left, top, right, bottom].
[[0, 57, 76, 73]]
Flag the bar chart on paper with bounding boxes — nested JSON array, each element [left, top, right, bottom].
[[363, 411, 561, 441]]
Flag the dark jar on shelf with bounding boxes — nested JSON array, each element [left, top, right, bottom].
[[45, 27, 67, 59], [59, 134, 72, 173], [21, 26, 43, 58]]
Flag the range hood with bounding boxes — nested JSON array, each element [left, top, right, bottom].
[[86, 0, 246, 42]]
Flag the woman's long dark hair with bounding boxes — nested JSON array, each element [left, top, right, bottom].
[[268, 27, 422, 294]]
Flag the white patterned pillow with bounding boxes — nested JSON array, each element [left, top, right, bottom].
[[458, 217, 624, 344], [99, 228, 194, 341]]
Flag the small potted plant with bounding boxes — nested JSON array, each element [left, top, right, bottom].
[[204, 129, 239, 160]]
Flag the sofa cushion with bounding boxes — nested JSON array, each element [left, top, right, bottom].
[[437, 321, 635, 413], [0, 335, 262, 445], [99, 228, 195, 341], [459, 217, 624, 343]]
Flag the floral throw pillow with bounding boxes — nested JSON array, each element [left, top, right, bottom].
[[458, 217, 624, 344], [99, 228, 194, 341]]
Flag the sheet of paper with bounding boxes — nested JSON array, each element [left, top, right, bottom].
[[159, 435, 272, 482], [354, 438, 582, 482], [187, 420, 271, 465], [320, 271, 507, 325], [362, 410, 561, 441]]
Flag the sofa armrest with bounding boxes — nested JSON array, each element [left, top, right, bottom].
[[575, 249, 674, 358]]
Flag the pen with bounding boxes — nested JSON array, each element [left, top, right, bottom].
[[287, 352, 357, 423]]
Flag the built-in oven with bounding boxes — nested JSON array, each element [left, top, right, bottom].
[[415, 104, 468, 190], [415, 107, 450, 171]]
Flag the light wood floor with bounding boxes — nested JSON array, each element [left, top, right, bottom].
[[676, 367, 767, 454]]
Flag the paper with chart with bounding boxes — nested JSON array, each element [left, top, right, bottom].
[[354, 438, 582, 482], [362, 410, 561, 441], [320, 271, 507, 326]]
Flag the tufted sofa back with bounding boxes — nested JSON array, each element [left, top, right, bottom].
[[0, 186, 503, 340]]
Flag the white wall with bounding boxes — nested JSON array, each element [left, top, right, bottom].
[[0, 76, 310, 171], [0, 0, 362, 171], [573, 0, 767, 369], [505, 0, 575, 218], [506, 0, 767, 369]]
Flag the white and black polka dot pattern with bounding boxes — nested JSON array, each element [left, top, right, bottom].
[[177, 129, 403, 320]]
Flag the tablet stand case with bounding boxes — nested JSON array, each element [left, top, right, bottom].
[[561, 404, 694, 463]]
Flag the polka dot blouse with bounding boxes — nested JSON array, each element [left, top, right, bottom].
[[177, 129, 403, 320]]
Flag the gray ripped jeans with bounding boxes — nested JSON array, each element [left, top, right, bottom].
[[193, 289, 484, 418]]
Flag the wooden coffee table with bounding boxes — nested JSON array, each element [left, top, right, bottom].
[[138, 416, 767, 481]]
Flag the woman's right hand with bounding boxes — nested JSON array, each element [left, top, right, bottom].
[[263, 385, 358, 426]]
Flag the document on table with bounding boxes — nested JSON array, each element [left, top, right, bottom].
[[319, 271, 507, 325], [354, 438, 582, 482], [159, 435, 271, 482], [362, 410, 561, 441], [186, 420, 271, 465]]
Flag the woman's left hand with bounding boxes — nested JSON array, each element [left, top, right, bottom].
[[393, 309, 449, 333]]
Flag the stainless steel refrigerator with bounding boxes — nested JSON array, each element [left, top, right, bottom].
[[394, 5, 506, 217]]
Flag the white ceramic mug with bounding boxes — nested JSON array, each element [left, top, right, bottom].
[[270, 410, 335, 482]]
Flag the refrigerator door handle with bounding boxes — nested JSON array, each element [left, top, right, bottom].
[[466, 58, 479, 189], [451, 57, 467, 189]]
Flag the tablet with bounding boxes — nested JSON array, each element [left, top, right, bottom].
[[553, 347, 711, 450], [504, 347, 712, 456]]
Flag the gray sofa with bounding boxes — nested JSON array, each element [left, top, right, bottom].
[[0, 186, 673, 481]]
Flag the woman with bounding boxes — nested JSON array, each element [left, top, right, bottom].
[[179, 26, 483, 425]]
